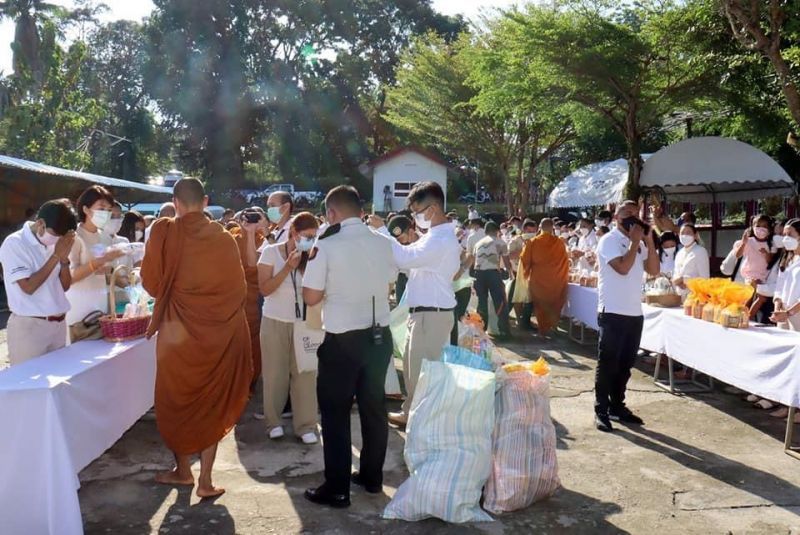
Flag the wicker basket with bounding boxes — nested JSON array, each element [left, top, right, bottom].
[[100, 265, 151, 342], [644, 293, 682, 308]]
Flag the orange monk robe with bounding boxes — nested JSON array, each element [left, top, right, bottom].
[[141, 212, 253, 455], [229, 225, 266, 385], [520, 233, 570, 334]]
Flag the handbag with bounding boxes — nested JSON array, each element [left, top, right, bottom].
[[293, 320, 324, 373], [69, 310, 104, 343], [289, 255, 323, 373]]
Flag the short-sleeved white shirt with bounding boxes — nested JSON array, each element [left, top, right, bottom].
[[258, 242, 303, 323], [0, 224, 70, 317], [596, 228, 648, 316], [303, 218, 396, 334]]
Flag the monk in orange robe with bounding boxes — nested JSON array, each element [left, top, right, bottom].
[[520, 218, 570, 337], [141, 178, 252, 498], [228, 219, 267, 386]]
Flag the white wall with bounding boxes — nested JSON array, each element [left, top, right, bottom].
[[373, 151, 447, 212]]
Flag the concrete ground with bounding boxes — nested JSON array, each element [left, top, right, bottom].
[[3, 317, 800, 533]]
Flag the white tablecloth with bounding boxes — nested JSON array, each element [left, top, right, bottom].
[[660, 310, 800, 408], [564, 284, 666, 353], [0, 337, 156, 535]]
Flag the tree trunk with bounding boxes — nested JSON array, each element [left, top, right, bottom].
[[766, 49, 800, 129], [623, 104, 643, 201]]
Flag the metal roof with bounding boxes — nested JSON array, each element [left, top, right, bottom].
[[0, 154, 174, 195]]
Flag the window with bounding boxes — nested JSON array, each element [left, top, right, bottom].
[[393, 181, 418, 198]]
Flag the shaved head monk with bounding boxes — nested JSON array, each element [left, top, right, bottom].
[[141, 178, 252, 498], [158, 202, 176, 218], [519, 218, 569, 338]]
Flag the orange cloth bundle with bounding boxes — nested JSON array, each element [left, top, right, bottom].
[[502, 356, 550, 376], [684, 278, 755, 328]]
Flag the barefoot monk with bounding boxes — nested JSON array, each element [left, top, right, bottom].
[[141, 178, 253, 498]]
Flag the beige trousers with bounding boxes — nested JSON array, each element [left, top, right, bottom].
[[402, 310, 454, 414], [260, 316, 318, 436], [7, 313, 67, 366]]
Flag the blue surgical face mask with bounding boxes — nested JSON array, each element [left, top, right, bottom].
[[296, 236, 315, 252], [267, 206, 283, 223]]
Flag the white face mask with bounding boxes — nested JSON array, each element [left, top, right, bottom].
[[296, 236, 315, 252], [38, 227, 60, 247], [523, 233, 535, 240], [579, 227, 591, 237], [753, 227, 769, 240], [782, 236, 798, 251], [772, 235, 785, 248], [662, 246, 676, 257], [595, 219, 605, 228], [134, 230, 144, 242], [90, 209, 111, 230], [414, 210, 432, 230], [679, 234, 695, 247], [106, 218, 123, 236]]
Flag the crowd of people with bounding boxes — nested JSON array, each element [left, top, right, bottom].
[[3, 177, 800, 505]]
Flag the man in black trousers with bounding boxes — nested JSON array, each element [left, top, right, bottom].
[[594, 202, 659, 432], [302, 186, 397, 507]]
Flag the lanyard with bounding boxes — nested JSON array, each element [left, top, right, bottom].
[[285, 243, 302, 320]]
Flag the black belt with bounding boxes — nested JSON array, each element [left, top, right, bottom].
[[409, 306, 454, 314]]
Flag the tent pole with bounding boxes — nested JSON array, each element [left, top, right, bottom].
[[711, 192, 719, 260]]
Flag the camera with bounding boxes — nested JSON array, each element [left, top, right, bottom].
[[243, 210, 261, 224]]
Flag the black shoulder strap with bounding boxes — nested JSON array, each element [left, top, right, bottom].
[[318, 223, 341, 240]]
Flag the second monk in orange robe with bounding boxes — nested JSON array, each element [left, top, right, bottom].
[[520, 218, 570, 337], [141, 178, 252, 498]]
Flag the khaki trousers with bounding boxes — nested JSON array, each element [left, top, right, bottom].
[[260, 316, 318, 436], [7, 313, 67, 367], [402, 310, 454, 414]]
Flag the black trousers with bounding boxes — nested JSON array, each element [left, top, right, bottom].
[[395, 272, 408, 303], [594, 312, 644, 415], [474, 269, 511, 334], [450, 286, 473, 345], [317, 326, 392, 494]]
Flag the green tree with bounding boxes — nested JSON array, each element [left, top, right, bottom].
[[512, 3, 710, 198], [0, 0, 65, 90]]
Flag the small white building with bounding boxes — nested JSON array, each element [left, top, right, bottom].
[[365, 146, 449, 212]]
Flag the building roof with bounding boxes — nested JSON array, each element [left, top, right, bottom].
[[366, 146, 450, 170], [0, 154, 174, 195]]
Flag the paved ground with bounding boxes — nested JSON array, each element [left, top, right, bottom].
[[3, 317, 800, 533]]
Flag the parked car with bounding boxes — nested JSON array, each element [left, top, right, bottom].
[[458, 188, 492, 204]]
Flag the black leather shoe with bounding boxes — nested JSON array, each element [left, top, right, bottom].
[[610, 406, 644, 425], [351, 472, 382, 494], [304, 485, 350, 508], [595, 413, 614, 432]]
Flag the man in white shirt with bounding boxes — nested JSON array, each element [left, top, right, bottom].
[[0, 200, 77, 366], [594, 202, 659, 431], [473, 221, 514, 337], [464, 217, 486, 258], [303, 186, 397, 508], [370, 182, 461, 426], [467, 205, 480, 221]]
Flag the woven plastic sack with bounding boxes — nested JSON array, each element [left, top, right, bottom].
[[442, 345, 493, 372], [483, 371, 560, 514], [383, 360, 495, 523]]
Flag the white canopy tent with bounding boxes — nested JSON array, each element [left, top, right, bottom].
[[547, 137, 794, 209], [639, 136, 794, 202], [547, 156, 652, 208]]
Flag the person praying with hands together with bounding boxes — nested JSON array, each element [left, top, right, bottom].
[[0, 199, 78, 365]]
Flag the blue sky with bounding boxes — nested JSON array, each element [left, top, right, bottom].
[[0, 0, 520, 74]]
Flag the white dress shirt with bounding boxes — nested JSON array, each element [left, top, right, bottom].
[[596, 228, 648, 317], [0, 223, 70, 317], [379, 222, 460, 309], [303, 218, 397, 334]]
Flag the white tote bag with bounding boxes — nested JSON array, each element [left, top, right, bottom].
[[293, 321, 324, 373]]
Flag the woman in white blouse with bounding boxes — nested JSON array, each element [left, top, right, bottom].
[[657, 231, 678, 278], [672, 224, 710, 298], [771, 219, 800, 331], [258, 212, 320, 445]]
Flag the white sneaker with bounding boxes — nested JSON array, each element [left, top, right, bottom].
[[269, 426, 285, 439], [253, 411, 265, 420], [300, 432, 318, 445]]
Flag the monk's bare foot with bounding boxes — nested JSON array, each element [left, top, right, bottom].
[[196, 484, 225, 499], [155, 470, 194, 487]]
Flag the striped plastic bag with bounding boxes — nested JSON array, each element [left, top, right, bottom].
[[483, 371, 560, 514], [383, 360, 495, 523]]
